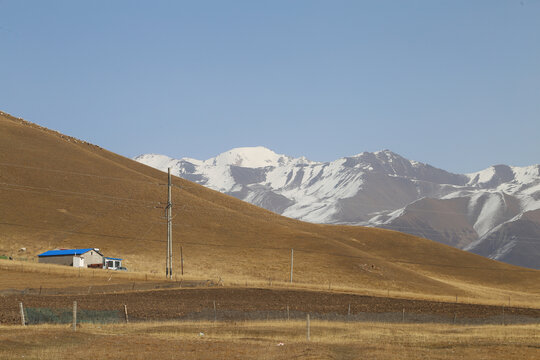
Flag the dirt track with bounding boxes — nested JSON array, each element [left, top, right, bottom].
[[1, 287, 539, 324]]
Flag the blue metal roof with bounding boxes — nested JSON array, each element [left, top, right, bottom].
[[104, 257, 123, 261], [38, 248, 94, 257]]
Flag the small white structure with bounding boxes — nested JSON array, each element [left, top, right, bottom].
[[103, 257, 123, 270]]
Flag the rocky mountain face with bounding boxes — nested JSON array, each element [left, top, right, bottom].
[[135, 147, 540, 269]]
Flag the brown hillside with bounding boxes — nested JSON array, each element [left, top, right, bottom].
[[1, 110, 539, 305]]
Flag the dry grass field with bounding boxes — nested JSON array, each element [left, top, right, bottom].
[[1, 321, 539, 360], [1, 259, 538, 309], [1, 111, 540, 358], [0, 258, 172, 289], [1, 111, 539, 308]]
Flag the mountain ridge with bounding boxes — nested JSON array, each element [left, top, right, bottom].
[[136, 146, 540, 269]]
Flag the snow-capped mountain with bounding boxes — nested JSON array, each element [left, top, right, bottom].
[[135, 147, 540, 269]]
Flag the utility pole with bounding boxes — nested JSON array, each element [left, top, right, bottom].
[[290, 248, 294, 283], [167, 167, 173, 280], [165, 170, 170, 278]]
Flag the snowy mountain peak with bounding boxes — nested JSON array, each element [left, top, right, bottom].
[[374, 149, 398, 157], [133, 153, 176, 168], [206, 146, 290, 168], [352, 149, 399, 159], [466, 164, 540, 188], [511, 164, 540, 184]]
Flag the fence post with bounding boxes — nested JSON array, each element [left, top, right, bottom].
[[402, 308, 405, 323], [124, 304, 129, 323], [502, 305, 505, 326], [286, 305, 290, 321], [453, 312, 457, 325], [290, 249, 294, 283], [19, 302, 25, 326], [73, 301, 77, 331], [180, 246, 184, 276], [213, 300, 217, 323], [306, 314, 310, 341], [348, 303, 351, 317]]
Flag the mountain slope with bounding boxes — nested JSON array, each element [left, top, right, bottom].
[[135, 148, 540, 269], [1, 110, 539, 305]]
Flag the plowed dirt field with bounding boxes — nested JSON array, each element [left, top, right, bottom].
[[1, 287, 538, 324]]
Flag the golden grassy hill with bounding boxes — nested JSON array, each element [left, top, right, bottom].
[[1, 110, 539, 305]]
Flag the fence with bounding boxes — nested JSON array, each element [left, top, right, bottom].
[[0, 279, 215, 297], [15, 304, 540, 326], [165, 308, 540, 326], [25, 307, 121, 325]]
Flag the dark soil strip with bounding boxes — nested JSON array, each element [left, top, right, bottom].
[[0, 287, 538, 324]]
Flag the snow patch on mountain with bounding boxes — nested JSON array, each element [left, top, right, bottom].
[[467, 167, 496, 186], [468, 192, 506, 237], [489, 238, 518, 260]]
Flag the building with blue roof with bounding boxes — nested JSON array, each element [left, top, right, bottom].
[[38, 248, 95, 257], [38, 248, 103, 267], [37, 248, 123, 269]]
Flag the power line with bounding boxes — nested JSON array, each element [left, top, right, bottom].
[[0, 162, 165, 186], [0, 200, 185, 228], [2, 180, 538, 244], [1, 180, 538, 244], [2, 160, 538, 219], [0, 161, 186, 193], [0, 221, 166, 243], [1, 162, 538, 257], [4, 160, 536, 218], [377, 224, 540, 243], [0, 182, 161, 207], [1, 221, 538, 273]]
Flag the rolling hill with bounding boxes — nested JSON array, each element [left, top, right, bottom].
[[1, 110, 539, 305]]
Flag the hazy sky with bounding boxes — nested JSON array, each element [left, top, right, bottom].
[[1, 0, 538, 173]]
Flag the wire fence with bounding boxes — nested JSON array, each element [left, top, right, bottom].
[[180, 308, 540, 326], [15, 304, 540, 326], [0, 280, 215, 297], [25, 307, 121, 325]]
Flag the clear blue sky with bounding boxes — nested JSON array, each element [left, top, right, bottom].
[[1, 0, 538, 173]]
